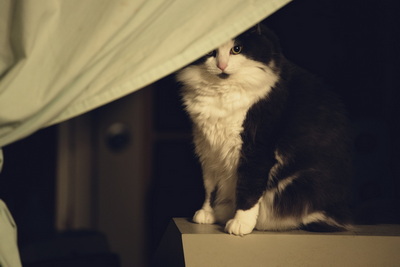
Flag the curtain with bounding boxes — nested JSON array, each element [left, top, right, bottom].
[[0, 0, 290, 148]]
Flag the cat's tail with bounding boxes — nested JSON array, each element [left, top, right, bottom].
[[300, 211, 353, 232], [301, 221, 351, 232]]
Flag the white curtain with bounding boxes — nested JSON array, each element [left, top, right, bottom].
[[0, 0, 290, 148]]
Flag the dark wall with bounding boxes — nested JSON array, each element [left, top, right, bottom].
[[266, 0, 399, 120]]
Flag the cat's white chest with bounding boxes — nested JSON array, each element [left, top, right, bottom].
[[194, 89, 248, 145], [184, 83, 262, 173]]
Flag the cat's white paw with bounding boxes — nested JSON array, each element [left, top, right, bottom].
[[193, 209, 216, 224], [225, 218, 254, 236], [225, 207, 259, 236]]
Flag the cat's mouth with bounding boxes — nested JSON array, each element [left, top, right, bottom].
[[217, 73, 230, 79]]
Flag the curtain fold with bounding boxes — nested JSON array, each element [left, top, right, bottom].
[[0, 0, 291, 147], [0, 199, 22, 267]]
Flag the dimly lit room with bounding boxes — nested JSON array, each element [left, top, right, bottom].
[[0, 0, 399, 266]]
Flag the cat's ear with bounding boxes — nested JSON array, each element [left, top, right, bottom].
[[255, 23, 262, 35], [250, 24, 262, 35]]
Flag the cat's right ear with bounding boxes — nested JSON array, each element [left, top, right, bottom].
[[255, 24, 262, 35], [249, 24, 262, 35]]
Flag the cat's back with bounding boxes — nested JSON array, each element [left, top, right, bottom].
[[261, 60, 352, 172], [276, 61, 348, 129]]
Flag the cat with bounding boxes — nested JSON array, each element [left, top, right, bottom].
[[176, 24, 352, 236]]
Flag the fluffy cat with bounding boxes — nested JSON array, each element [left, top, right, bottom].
[[176, 24, 352, 236]]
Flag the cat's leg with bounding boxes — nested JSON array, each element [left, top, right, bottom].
[[225, 133, 275, 235], [193, 171, 217, 224], [225, 161, 273, 235], [212, 173, 236, 224]]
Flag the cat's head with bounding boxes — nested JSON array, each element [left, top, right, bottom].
[[177, 24, 282, 87]]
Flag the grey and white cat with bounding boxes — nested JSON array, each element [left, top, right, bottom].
[[176, 25, 352, 236]]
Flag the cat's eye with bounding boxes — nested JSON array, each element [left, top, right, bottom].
[[206, 50, 216, 57], [230, 45, 243, 55]]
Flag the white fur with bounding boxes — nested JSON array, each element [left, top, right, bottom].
[[177, 39, 278, 230], [193, 198, 215, 224], [226, 198, 262, 236], [301, 211, 351, 230]]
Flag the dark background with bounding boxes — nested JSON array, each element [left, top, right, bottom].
[[0, 0, 399, 264]]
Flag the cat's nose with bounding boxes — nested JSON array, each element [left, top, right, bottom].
[[217, 62, 228, 71]]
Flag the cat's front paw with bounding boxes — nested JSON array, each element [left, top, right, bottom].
[[225, 218, 254, 236], [225, 208, 259, 236], [193, 209, 216, 224]]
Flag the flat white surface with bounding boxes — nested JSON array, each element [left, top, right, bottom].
[[172, 218, 400, 267]]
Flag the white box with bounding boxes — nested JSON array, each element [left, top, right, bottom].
[[154, 218, 400, 267]]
